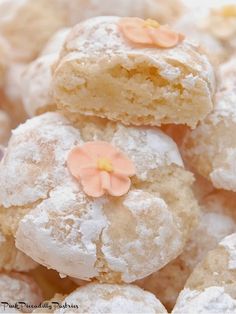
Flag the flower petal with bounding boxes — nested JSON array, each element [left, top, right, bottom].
[[119, 17, 151, 45], [80, 168, 104, 198], [82, 141, 118, 160], [107, 173, 132, 197], [148, 26, 182, 48], [67, 146, 95, 178], [100, 171, 111, 191], [111, 151, 136, 176]]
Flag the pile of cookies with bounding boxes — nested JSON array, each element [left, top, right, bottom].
[[0, 0, 236, 313]]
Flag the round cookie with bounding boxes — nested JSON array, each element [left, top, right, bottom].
[[175, 4, 236, 65], [182, 72, 236, 191], [0, 0, 68, 62], [0, 272, 42, 313], [136, 188, 236, 311], [0, 109, 11, 144], [0, 112, 199, 283], [65, 0, 184, 26], [173, 233, 236, 313], [52, 16, 215, 128], [54, 283, 167, 314], [20, 28, 70, 117]]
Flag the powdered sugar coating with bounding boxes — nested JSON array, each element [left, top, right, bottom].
[[21, 29, 70, 117], [220, 233, 236, 270], [41, 28, 70, 56], [173, 286, 236, 314], [54, 283, 167, 314], [21, 54, 56, 117], [0, 112, 198, 282], [53, 16, 215, 128], [175, 7, 232, 65], [135, 195, 236, 311], [182, 85, 236, 191]]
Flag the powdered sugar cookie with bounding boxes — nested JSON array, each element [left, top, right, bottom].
[[0, 0, 67, 62], [21, 28, 70, 117], [175, 4, 236, 65], [0, 109, 11, 144], [53, 283, 167, 314], [136, 188, 236, 311], [52, 16, 215, 128], [173, 233, 236, 313], [182, 81, 236, 191], [65, 0, 183, 26], [0, 112, 199, 283], [0, 272, 42, 313]]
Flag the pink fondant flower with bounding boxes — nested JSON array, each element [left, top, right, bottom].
[[67, 141, 136, 197], [119, 17, 185, 48]]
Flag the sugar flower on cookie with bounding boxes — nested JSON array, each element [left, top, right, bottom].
[[119, 17, 185, 48], [67, 141, 136, 197]]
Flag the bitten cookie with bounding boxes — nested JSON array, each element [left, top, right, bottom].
[[0, 272, 42, 313], [52, 16, 215, 128], [0, 112, 199, 283], [0, 0, 67, 62], [182, 59, 236, 191], [136, 187, 236, 311], [173, 233, 236, 313], [20, 28, 70, 117], [53, 283, 167, 314]]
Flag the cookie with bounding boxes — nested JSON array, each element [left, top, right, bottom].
[[173, 233, 236, 313], [175, 4, 236, 65], [53, 283, 167, 314], [182, 63, 236, 191], [0, 112, 199, 283], [136, 188, 236, 311], [52, 16, 215, 128], [0, 272, 42, 313], [0, 0, 67, 62], [21, 28, 70, 117]]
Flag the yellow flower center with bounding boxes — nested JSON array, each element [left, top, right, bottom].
[[220, 5, 236, 18], [144, 19, 160, 29], [97, 157, 113, 172]]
